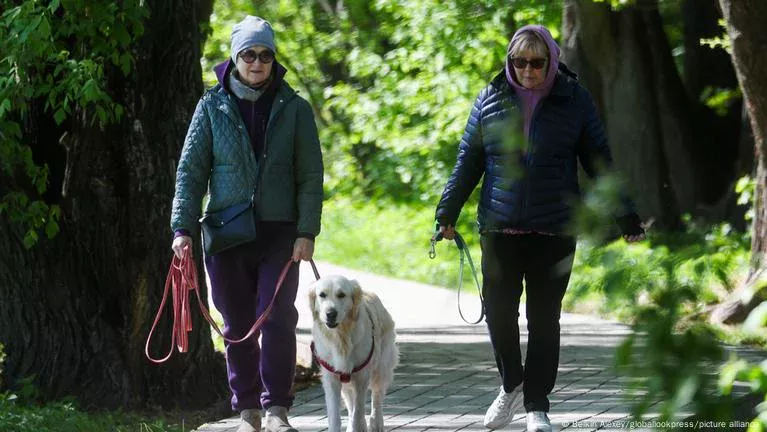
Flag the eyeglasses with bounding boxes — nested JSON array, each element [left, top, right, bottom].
[[510, 57, 547, 70], [239, 49, 275, 64]]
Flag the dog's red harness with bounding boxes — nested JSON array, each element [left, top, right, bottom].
[[311, 338, 375, 383]]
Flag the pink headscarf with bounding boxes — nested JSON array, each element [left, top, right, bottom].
[[504, 25, 561, 138]]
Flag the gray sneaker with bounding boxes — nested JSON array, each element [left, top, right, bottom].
[[264, 406, 298, 432], [237, 408, 261, 432], [483, 384, 523, 429]]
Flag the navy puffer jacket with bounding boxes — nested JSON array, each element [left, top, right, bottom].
[[435, 68, 637, 234]]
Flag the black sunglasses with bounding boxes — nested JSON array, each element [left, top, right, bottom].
[[239, 49, 275, 64], [510, 57, 547, 70]]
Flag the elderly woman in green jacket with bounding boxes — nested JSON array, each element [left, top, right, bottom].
[[170, 16, 323, 432]]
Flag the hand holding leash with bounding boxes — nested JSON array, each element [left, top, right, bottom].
[[172, 235, 192, 259], [439, 225, 456, 240]]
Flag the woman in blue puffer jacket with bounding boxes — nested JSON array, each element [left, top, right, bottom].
[[435, 25, 644, 432]]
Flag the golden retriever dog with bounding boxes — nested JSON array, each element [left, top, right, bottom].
[[309, 275, 398, 432]]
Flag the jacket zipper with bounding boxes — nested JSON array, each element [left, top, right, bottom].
[[521, 100, 544, 224], [256, 91, 298, 212]]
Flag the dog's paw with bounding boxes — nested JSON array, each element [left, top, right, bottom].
[[367, 416, 384, 432]]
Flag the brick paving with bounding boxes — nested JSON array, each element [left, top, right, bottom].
[[196, 262, 755, 432]]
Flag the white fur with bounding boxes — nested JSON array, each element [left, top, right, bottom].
[[309, 275, 399, 432]]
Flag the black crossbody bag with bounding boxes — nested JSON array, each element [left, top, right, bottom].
[[199, 192, 257, 256]]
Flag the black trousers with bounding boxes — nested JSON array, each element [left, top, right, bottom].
[[480, 233, 576, 412]]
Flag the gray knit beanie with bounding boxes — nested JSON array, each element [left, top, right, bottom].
[[230, 16, 276, 63]]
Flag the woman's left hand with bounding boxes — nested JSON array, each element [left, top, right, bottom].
[[623, 233, 646, 243], [292, 237, 315, 262]]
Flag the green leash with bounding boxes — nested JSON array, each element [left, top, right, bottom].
[[429, 230, 485, 324]]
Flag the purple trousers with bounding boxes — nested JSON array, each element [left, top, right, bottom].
[[205, 222, 299, 411]]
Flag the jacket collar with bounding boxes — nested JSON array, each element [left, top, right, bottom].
[[206, 69, 297, 127]]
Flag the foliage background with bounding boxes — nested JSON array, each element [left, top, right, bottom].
[[1, 0, 765, 429]]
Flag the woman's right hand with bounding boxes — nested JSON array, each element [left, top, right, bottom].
[[172, 235, 193, 259], [439, 225, 456, 240]]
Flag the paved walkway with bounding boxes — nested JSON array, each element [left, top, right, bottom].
[[195, 261, 748, 432]]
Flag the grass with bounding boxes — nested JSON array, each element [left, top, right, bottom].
[[0, 398, 184, 432], [315, 196, 483, 290]]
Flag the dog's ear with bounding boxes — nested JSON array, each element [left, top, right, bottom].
[[349, 279, 362, 321], [308, 282, 318, 318]]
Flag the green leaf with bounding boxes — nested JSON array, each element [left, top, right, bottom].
[[19, 14, 43, 43], [95, 106, 107, 126], [44, 218, 59, 239], [0, 99, 10, 118], [53, 108, 66, 125], [114, 104, 124, 121], [113, 25, 131, 47], [2, 6, 23, 24], [119, 52, 132, 75], [719, 359, 747, 394], [81, 79, 98, 103], [23, 230, 39, 249], [38, 16, 52, 40], [615, 336, 634, 367]]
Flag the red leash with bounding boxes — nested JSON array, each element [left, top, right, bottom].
[[145, 247, 321, 364]]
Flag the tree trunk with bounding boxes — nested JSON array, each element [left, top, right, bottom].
[[562, 0, 687, 229], [682, 0, 748, 223], [0, 0, 227, 409], [707, 0, 767, 324], [717, 0, 767, 269], [561, 0, 744, 229]]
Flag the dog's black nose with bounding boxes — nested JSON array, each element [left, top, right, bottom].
[[326, 309, 338, 322]]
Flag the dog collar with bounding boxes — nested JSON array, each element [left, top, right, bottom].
[[311, 338, 375, 383]]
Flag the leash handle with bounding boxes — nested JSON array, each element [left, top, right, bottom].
[[145, 248, 196, 364], [146, 250, 321, 364], [429, 229, 444, 259]]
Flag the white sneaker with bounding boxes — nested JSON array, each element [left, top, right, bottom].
[[483, 384, 523, 429], [237, 408, 261, 432], [264, 406, 298, 432], [526, 411, 552, 432]]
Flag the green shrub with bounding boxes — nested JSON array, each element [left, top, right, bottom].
[[565, 221, 750, 321]]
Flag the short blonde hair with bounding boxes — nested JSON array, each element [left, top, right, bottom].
[[509, 31, 549, 59]]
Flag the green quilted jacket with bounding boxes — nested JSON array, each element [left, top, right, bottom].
[[171, 81, 323, 237]]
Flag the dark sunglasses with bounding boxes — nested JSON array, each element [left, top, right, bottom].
[[510, 57, 547, 70], [239, 49, 275, 64]]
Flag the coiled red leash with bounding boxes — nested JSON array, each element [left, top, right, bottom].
[[145, 247, 321, 364]]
